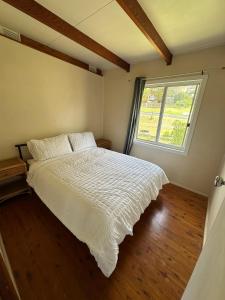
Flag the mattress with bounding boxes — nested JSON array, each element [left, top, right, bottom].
[[27, 148, 168, 276]]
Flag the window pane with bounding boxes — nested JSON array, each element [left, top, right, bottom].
[[137, 86, 164, 142], [159, 85, 198, 147]]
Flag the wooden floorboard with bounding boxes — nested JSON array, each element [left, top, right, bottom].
[[0, 183, 207, 300]]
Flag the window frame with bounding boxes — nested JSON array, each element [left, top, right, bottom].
[[134, 74, 208, 155]]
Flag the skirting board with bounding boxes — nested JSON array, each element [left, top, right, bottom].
[[170, 181, 208, 198], [0, 234, 21, 299]]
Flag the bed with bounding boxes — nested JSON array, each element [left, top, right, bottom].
[[20, 133, 168, 277]]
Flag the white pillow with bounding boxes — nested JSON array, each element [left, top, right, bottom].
[[68, 132, 97, 152], [27, 134, 72, 161]]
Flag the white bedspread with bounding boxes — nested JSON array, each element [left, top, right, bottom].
[[27, 148, 168, 277]]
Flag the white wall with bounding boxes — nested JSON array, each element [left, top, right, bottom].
[[204, 154, 225, 242], [0, 35, 104, 160], [103, 46, 225, 195], [1, 34, 225, 196]]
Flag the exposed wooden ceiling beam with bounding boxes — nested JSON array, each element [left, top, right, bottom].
[[116, 0, 173, 65], [2, 0, 130, 72], [20, 35, 104, 76], [0, 33, 103, 76]]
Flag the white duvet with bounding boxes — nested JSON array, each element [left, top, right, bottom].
[[27, 148, 168, 277]]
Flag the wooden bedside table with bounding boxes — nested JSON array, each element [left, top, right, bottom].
[[96, 138, 112, 150], [0, 158, 31, 204]]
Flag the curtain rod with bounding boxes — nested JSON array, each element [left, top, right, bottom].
[[128, 66, 225, 82], [142, 71, 204, 81]]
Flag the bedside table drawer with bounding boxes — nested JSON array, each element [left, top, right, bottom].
[[0, 165, 26, 181]]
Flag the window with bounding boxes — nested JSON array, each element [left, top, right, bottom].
[[135, 75, 207, 154]]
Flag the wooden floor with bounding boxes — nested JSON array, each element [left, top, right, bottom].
[[0, 184, 207, 300]]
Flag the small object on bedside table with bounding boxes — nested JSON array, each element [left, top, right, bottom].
[[0, 158, 31, 204], [96, 138, 112, 150]]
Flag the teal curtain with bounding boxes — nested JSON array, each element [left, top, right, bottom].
[[123, 77, 146, 155]]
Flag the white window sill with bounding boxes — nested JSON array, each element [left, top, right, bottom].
[[133, 140, 189, 156]]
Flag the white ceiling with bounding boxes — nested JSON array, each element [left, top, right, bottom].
[[138, 0, 225, 54], [0, 0, 224, 71]]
